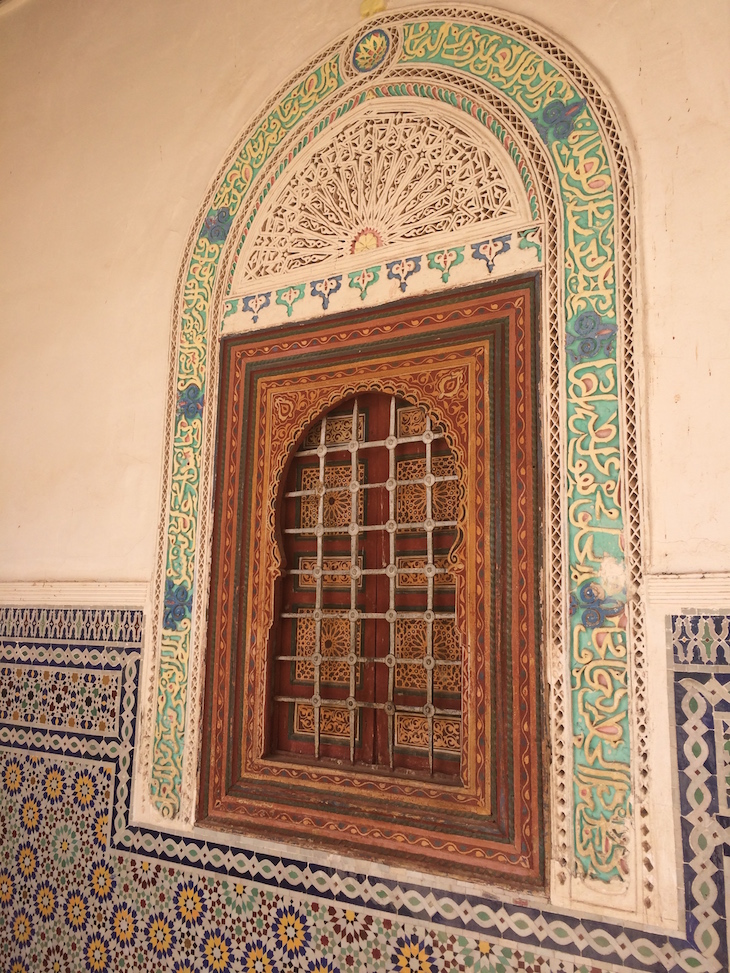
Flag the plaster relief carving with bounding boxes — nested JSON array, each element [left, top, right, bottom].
[[233, 106, 525, 288]]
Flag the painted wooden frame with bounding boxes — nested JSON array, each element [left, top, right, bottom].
[[199, 280, 544, 885]]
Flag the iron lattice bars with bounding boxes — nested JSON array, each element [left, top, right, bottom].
[[276, 395, 461, 776]]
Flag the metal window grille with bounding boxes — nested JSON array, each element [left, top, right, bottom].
[[273, 394, 462, 778]]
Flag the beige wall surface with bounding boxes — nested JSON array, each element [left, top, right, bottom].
[[1, 0, 729, 581]]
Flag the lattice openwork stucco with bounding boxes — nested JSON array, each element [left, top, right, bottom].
[[234, 105, 527, 286]]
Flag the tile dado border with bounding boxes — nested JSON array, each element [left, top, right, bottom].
[[146, 4, 644, 909], [0, 605, 726, 972]]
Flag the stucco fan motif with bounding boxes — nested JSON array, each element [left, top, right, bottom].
[[235, 107, 519, 282]]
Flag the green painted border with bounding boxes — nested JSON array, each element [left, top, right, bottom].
[[153, 17, 631, 884]]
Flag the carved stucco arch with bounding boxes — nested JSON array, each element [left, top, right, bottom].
[[139, 5, 646, 918]]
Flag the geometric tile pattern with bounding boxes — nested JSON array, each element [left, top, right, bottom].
[[715, 714, 730, 816], [0, 665, 121, 735], [0, 607, 143, 644], [671, 615, 730, 972], [0, 607, 726, 972], [673, 614, 730, 665]]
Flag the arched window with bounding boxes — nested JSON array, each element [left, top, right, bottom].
[[148, 3, 646, 912], [271, 392, 462, 780], [199, 280, 544, 886]]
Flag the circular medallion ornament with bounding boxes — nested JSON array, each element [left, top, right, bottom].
[[352, 28, 390, 72], [350, 227, 383, 253]]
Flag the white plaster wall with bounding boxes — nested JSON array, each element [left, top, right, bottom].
[[1, 0, 729, 580]]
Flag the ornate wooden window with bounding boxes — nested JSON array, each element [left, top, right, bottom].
[[199, 280, 544, 886]]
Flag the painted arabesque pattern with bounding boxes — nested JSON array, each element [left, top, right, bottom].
[[147, 9, 640, 892]]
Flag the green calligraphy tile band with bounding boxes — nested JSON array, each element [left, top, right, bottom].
[[152, 14, 636, 886]]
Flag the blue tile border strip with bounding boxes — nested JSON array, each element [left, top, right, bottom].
[[0, 606, 727, 971]]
